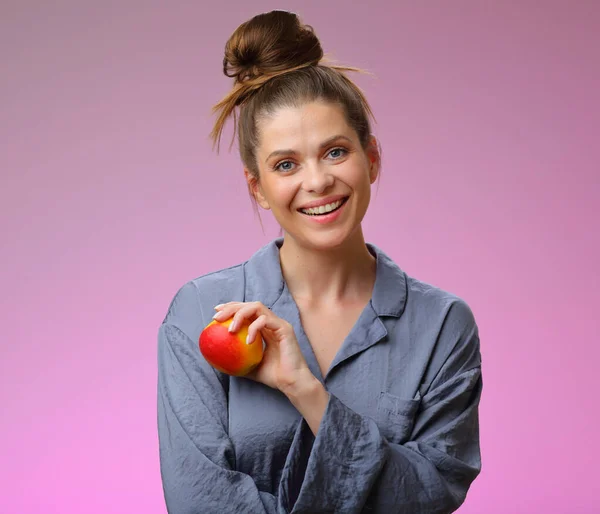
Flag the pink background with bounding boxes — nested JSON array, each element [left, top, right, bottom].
[[1, 1, 598, 512]]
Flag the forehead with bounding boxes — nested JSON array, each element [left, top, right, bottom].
[[257, 101, 353, 153]]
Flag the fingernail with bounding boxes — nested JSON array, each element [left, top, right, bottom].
[[228, 321, 237, 332], [246, 334, 252, 345], [212, 311, 223, 319], [214, 304, 224, 309]]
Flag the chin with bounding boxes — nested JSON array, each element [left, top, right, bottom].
[[290, 225, 357, 252], [281, 201, 366, 250]]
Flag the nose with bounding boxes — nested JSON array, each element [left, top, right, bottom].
[[301, 161, 335, 194]]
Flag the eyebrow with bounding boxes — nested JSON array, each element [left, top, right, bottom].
[[265, 135, 353, 163]]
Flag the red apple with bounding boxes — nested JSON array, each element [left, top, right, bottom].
[[199, 317, 263, 376]]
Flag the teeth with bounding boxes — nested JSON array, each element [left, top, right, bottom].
[[301, 199, 344, 215]]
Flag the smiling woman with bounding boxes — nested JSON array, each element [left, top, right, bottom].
[[157, 9, 483, 514], [246, 100, 378, 250]]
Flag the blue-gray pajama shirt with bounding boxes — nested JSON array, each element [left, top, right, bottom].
[[157, 238, 482, 513]]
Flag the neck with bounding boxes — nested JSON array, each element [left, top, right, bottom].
[[278, 227, 376, 307]]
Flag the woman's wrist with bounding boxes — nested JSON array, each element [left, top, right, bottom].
[[278, 368, 318, 398], [281, 370, 329, 435]]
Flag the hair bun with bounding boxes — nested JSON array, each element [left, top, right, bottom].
[[223, 10, 323, 84]]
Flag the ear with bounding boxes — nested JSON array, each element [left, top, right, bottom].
[[244, 169, 270, 210], [366, 135, 381, 184]]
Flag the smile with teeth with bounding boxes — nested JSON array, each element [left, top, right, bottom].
[[299, 197, 347, 216]]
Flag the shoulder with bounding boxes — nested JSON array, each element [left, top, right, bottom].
[[404, 273, 479, 361], [160, 238, 280, 332], [406, 274, 477, 331], [162, 261, 247, 329]]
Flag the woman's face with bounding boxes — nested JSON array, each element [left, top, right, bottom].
[[246, 100, 380, 250]]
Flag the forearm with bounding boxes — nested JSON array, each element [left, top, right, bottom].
[[159, 322, 277, 514], [277, 366, 482, 513], [281, 371, 330, 436]]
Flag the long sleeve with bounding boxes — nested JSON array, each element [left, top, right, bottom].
[[157, 282, 280, 514], [279, 300, 483, 514]]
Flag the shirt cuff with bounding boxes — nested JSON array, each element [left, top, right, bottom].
[[279, 393, 388, 513]]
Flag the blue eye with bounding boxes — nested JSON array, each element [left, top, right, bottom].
[[275, 161, 295, 172], [328, 147, 347, 159], [273, 148, 347, 172]]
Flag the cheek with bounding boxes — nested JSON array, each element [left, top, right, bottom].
[[347, 164, 372, 189], [349, 168, 373, 208], [271, 184, 298, 210]]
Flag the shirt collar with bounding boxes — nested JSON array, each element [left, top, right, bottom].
[[243, 237, 407, 318]]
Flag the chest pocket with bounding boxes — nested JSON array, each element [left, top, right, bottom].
[[375, 391, 421, 445]]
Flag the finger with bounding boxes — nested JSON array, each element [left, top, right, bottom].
[[236, 305, 291, 339], [246, 314, 267, 344], [212, 302, 244, 321], [213, 301, 242, 312], [253, 312, 291, 334], [214, 301, 243, 311], [228, 302, 267, 332]]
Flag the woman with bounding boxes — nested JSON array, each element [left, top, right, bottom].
[[157, 10, 482, 514]]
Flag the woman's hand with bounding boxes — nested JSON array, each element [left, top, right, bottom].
[[212, 301, 314, 393]]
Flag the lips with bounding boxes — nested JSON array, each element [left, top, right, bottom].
[[296, 194, 349, 211], [299, 197, 348, 216]]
